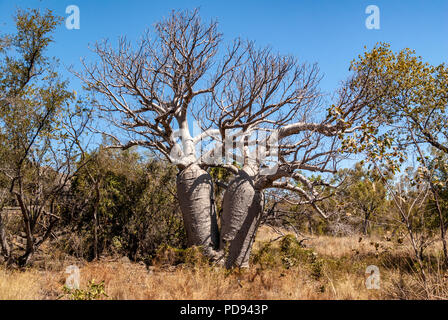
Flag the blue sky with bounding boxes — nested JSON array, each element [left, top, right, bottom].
[[1, 0, 447, 94], [0, 0, 447, 167]]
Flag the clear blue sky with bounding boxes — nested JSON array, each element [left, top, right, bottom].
[[0, 0, 447, 168], [1, 0, 447, 94]]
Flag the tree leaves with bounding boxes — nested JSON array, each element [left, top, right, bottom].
[[338, 43, 448, 173]]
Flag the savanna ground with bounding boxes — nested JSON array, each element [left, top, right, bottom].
[[1, 226, 446, 300]]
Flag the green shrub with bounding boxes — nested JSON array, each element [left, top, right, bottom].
[[252, 235, 310, 269], [61, 280, 108, 300], [251, 234, 325, 280], [57, 149, 186, 262], [153, 244, 208, 267]]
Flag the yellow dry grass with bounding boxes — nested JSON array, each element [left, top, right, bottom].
[[0, 269, 41, 299], [0, 261, 377, 300]]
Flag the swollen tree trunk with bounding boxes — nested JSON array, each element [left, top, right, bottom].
[[176, 164, 219, 257], [220, 171, 264, 268]]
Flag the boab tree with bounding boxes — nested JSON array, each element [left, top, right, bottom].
[[81, 9, 383, 267], [199, 44, 383, 267], [79, 9, 245, 258]]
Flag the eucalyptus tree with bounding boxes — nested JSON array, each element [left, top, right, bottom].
[[82, 9, 385, 267], [336, 163, 388, 235], [345, 43, 448, 164], [0, 9, 89, 266], [347, 43, 448, 263]]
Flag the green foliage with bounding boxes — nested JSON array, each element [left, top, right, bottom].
[[252, 235, 321, 274], [62, 280, 108, 300], [58, 147, 186, 262], [340, 42, 448, 171], [336, 162, 390, 234], [0, 8, 90, 266], [153, 244, 208, 267], [281, 161, 393, 236], [397, 159, 447, 234], [0, 8, 71, 148], [428, 152, 448, 219]]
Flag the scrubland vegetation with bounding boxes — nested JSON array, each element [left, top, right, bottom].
[[2, 226, 448, 300]]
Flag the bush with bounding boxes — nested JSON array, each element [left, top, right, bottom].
[[56, 149, 186, 262], [252, 235, 308, 269], [61, 280, 108, 300], [153, 244, 208, 267], [251, 235, 325, 280]]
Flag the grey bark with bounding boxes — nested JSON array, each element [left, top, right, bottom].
[[0, 213, 10, 260], [176, 164, 219, 257], [220, 171, 264, 268]]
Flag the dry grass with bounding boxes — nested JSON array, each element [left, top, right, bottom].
[[0, 268, 42, 299], [0, 261, 377, 300], [1, 225, 447, 300]]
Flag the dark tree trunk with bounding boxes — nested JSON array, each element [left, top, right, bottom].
[[93, 182, 100, 260], [0, 213, 10, 261], [363, 212, 370, 235], [18, 248, 34, 267]]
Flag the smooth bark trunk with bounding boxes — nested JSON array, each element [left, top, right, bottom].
[[176, 164, 219, 257], [220, 171, 264, 268]]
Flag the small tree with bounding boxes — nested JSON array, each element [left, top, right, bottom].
[[0, 9, 89, 266], [348, 43, 448, 263], [337, 162, 389, 235]]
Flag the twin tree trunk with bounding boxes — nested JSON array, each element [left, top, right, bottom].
[[176, 165, 263, 268]]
